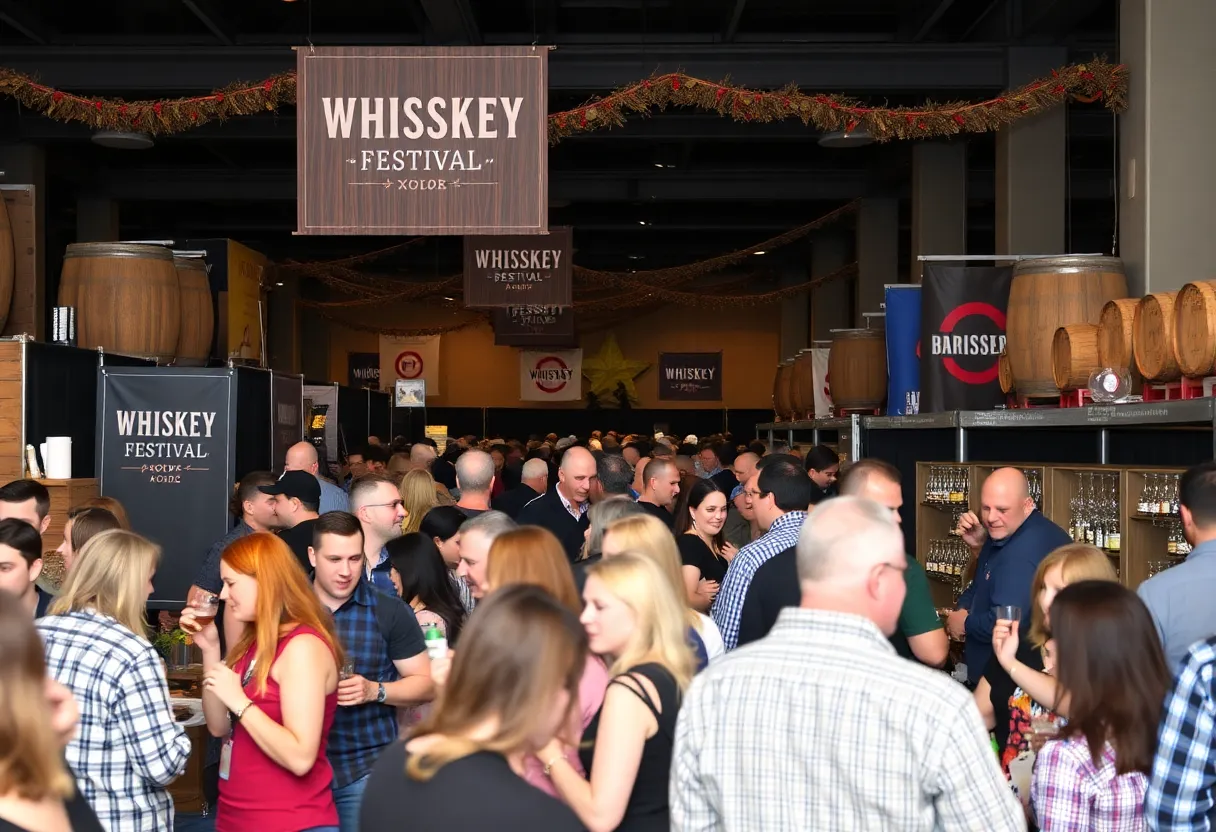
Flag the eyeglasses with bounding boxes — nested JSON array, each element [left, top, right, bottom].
[[365, 499, 405, 510]]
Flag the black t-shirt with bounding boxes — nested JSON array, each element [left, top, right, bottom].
[[637, 500, 675, 529], [676, 534, 728, 585], [277, 518, 318, 574], [0, 787, 105, 832], [360, 742, 584, 832], [983, 625, 1046, 752]]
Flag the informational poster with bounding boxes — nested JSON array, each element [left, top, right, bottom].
[[464, 227, 572, 308], [271, 373, 303, 473], [885, 285, 922, 415], [225, 240, 267, 363], [657, 352, 722, 401], [520, 349, 582, 401], [424, 425, 449, 455], [811, 348, 833, 418], [296, 46, 549, 236], [347, 352, 380, 388], [379, 334, 441, 396], [303, 383, 339, 463], [96, 367, 236, 605], [493, 305, 577, 347], [394, 379, 426, 408], [920, 264, 1013, 412]]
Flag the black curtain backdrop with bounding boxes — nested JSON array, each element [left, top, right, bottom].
[[337, 385, 370, 457], [368, 390, 391, 443], [863, 428, 957, 556], [234, 367, 271, 478]]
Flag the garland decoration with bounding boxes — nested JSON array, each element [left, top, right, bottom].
[[0, 59, 1125, 142]]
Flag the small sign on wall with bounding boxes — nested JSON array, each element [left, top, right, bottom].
[[657, 352, 723, 401], [520, 349, 582, 401], [493, 305, 577, 347], [348, 352, 380, 388]]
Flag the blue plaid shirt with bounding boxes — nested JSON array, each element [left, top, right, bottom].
[[1147, 636, 1216, 831], [712, 511, 806, 650], [366, 545, 396, 594], [326, 579, 407, 788]]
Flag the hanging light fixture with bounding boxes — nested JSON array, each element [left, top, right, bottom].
[[818, 128, 874, 148], [91, 130, 154, 150]]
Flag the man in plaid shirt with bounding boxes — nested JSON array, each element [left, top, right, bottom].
[[309, 511, 434, 832], [1147, 636, 1216, 831]]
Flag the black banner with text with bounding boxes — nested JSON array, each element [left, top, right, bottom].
[[493, 305, 577, 347], [347, 352, 380, 389], [271, 373, 304, 474], [97, 368, 237, 606], [658, 352, 723, 401]]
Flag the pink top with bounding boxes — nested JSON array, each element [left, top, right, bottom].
[[217, 625, 339, 832], [398, 608, 446, 735], [523, 654, 610, 796]]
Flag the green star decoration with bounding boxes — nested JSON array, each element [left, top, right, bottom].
[[582, 335, 650, 401]]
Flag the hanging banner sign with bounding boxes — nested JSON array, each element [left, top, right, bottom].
[[296, 46, 549, 236], [464, 227, 572, 308], [520, 349, 582, 401], [96, 368, 237, 605], [811, 348, 834, 418], [885, 285, 922, 415], [379, 334, 441, 396], [347, 352, 380, 388], [493, 306, 576, 347], [920, 264, 1013, 412], [658, 352, 722, 401], [271, 373, 303, 473]]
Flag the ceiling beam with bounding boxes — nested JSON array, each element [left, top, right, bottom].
[[0, 0, 51, 45], [959, 0, 1006, 41], [417, 0, 482, 45], [1018, 0, 1106, 37], [901, 0, 957, 42], [0, 44, 1011, 92], [722, 0, 748, 43], [179, 0, 234, 46]]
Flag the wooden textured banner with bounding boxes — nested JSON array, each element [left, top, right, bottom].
[[296, 46, 548, 236], [464, 227, 571, 307], [493, 305, 577, 347]]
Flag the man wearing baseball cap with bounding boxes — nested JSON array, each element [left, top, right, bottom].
[[260, 470, 322, 572]]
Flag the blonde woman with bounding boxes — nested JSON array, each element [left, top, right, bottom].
[[601, 513, 725, 662], [37, 530, 191, 832], [0, 591, 103, 832], [399, 469, 439, 535], [976, 543, 1119, 776], [540, 553, 696, 832]]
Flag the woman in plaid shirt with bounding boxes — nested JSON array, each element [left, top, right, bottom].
[[1030, 581, 1171, 831]]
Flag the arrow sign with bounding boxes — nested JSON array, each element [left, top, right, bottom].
[[347, 179, 393, 189]]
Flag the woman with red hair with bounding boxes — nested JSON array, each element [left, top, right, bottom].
[[181, 532, 345, 832]]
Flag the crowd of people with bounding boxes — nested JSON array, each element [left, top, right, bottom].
[[1, 430, 1216, 832]]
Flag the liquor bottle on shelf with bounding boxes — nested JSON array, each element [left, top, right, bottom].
[[949, 468, 967, 504], [1023, 470, 1043, 510], [1104, 474, 1121, 552], [1138, 475, 1153, 515], [1160, 474, 1174, 515], [1170, 474, 1181, 516]]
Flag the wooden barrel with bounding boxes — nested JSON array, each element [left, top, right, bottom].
[[998, 349, 1014, 394], [1052, 323, 1101, 390], [777, 360, 797, 420], [791, 349, 816, 419], [1097, 298, 1139, 371], [0, 196, 13, 333], [59, 243, 180, 363], [1007, 256, 1128, 396], [1174, 281, 1216, 377], [1133, 291, 1181, 381], [772, 361, 792, 420], [173, 255, 214, 366], [827, 329, 886, 410]]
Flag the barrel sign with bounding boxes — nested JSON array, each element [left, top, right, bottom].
[[920, 264, 1013, 412], [884, 285, 921, 415]]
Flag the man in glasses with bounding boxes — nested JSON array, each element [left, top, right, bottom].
[[349, 474, 406, 593]]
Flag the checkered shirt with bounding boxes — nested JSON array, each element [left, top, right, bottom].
[[327, 579, 402, 788], [711, 511, 805, 650], [671, 608, 1025, 832], [1146, 636, 1216, 831], [1031, 736, 1147, 831], [37, 609, 192, 832]]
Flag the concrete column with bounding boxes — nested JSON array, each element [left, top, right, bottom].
[[856, 198, 898, 322], [996, 47, 1067, 256], [267, 272, 300, 374], [0, 144, 46, 339], [1119, 1, 1216, 295], [75, 197, 120, 243], [911, 142, 967, 282], [778, 256, 810, 362], [809, 231, 851, 341]]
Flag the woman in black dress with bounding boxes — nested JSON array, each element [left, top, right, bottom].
[[673, 479, 738, 612], [539, 553, 696, 832]]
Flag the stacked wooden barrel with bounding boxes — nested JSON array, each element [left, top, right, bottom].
[[772, 360, 795, 420], [827, 328, 886, 411]]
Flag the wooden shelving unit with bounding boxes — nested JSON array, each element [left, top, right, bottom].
[[1047, 465, 1125, 580], [915, 462, 975, 609], [1123, 468, 1187, 590]]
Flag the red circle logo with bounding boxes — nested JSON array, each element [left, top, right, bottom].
[[395, 351, 424, 379], [532, 356, 570, 394], [937, 301, 1006, 385]]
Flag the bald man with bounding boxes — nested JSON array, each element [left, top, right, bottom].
[[673, 497, 1023, 832], [948, 467, 1070, 685], [517, 445, 596, 561], [492, 458, 549, 520], [284, 441, 348, 514]]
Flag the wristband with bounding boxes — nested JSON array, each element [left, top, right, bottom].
[[542, 753, 566, 777], [233, 700, 256, 722]]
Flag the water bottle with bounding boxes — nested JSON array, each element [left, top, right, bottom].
[[424, 623, 448, 661]]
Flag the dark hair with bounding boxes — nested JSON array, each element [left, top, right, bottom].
[[489, 444, 510, 458], [0, 480, 50, 521], [1180, 462, 1216, 527], [804, 445, 840, 473], [419, 505, 466, 544], [359, 444, 391, 465], [1050, 581, 1171, 775], [66, 507, 121, 553], [311, 511, 364, 551], [230, 471, 277, 519], [756, 453, 800, 471], [597, 453, 634, 497], [0, 518, 42, 566], [386, 533, 466, 646], [838, 459, 901, 496], [748, 440, 767, 456], [673, 478, 729, 549], [624, 440, 652, 458], [757, 458, 816, 512]]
